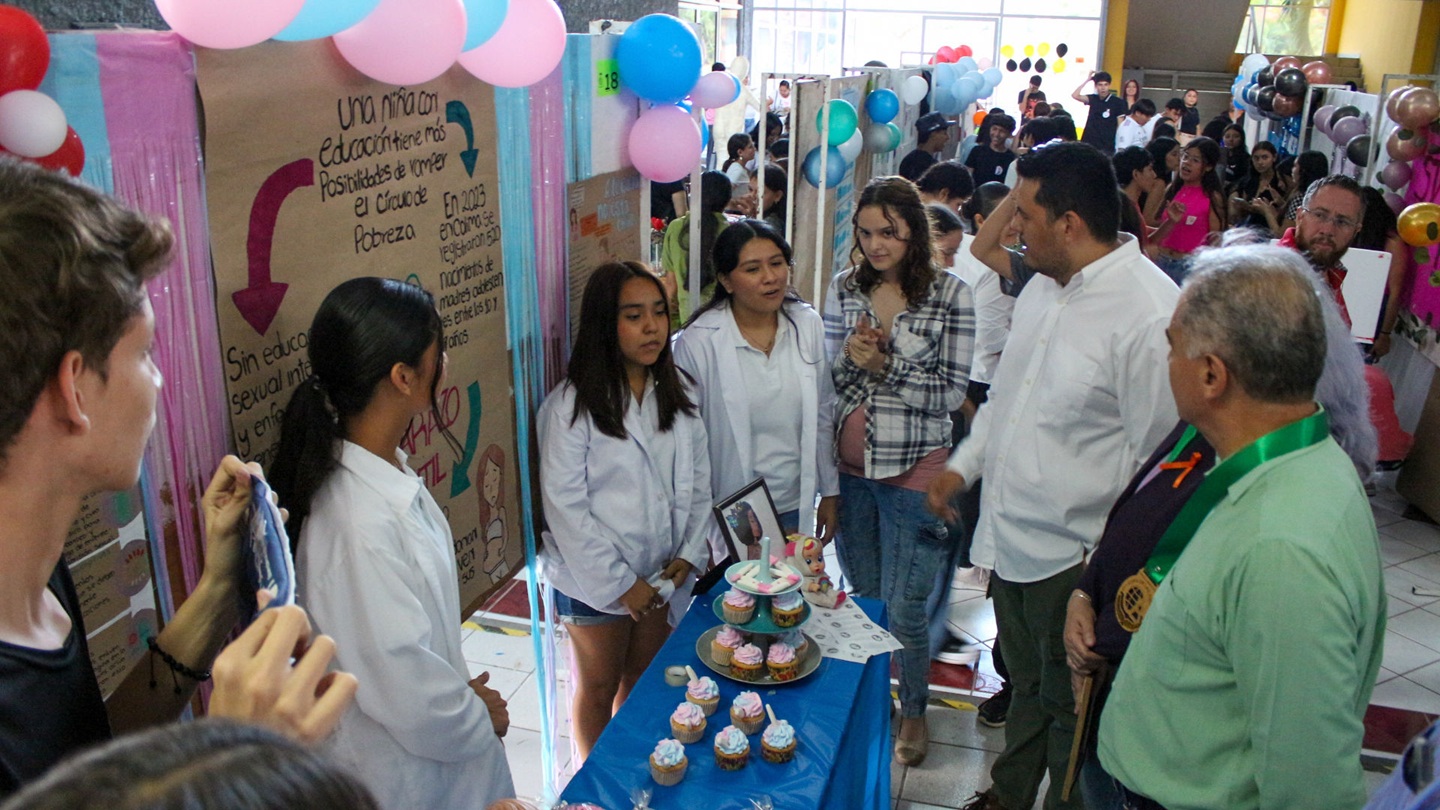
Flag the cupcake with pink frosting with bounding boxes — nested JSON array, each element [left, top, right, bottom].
[[730, 643, 764, 682], [713, 725, 750, 771], [722, 589, 755, 624], [761, 718, 797, 763], [685, 675, 720, 716], [729, 690, 765, 734], [711, 625, 745, 666], [766, 641, 799, 681], [670, 701, 707, 743], [650, 738, 688, 786]]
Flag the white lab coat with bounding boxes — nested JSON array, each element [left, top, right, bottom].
[[296, 441, 513, 810], [538, 379, 712, 625], [673, 302, 839, 546]]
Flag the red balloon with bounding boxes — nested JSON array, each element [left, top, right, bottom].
[[0, 5, 49, 95], [1273, 55, 1301, 72], [1387, 128, 1427, 162], [32, 126, 83, 176], [956, 44, 973, 58], [1271, 93, 1301, 118], [1301, 60, 1331, 85], [1387, 86, 1416, 123], [935, 46, 957, 63]]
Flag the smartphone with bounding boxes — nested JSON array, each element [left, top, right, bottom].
[[242, 477, 296, 619]]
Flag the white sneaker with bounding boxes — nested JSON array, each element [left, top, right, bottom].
[[950, 566, 990, 593], [935, 638, 981, 665]]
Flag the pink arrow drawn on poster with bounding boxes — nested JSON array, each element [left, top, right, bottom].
[[233, 158, 314, 335]]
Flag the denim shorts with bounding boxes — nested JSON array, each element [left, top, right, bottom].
[[551, 588, 626, 626]]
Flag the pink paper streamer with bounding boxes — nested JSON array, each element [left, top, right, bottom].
[[97, 32, 231, 602]]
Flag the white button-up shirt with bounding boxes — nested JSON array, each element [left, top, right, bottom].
[[948, 236, 1179, 582], [297, 442, 513, 810], [538, 379, 712, 621]]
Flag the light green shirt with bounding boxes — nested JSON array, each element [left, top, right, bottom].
[[1098, 436, 1385, 810]]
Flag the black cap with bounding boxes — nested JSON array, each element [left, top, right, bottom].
[[917, 112, 949, 138]]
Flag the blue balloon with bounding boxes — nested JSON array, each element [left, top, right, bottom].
[[956, 73, 984, 100], [273, 0, 384, 41], [933, 81, 956, 115], [935, 62, 959, 87], [616, 14, 703, 104], [802, 145, 848, 188], [956, 56, 979, 73], [864, 88, 900, 124], [462, 0, 510, 50], [982, 67, 1003, 90]]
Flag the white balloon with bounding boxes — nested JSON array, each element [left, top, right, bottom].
[[0, 91, 67, 158], [902, 74, 929, 106], [1240, 52, 1270, 79], [838, 128, 864, 161]]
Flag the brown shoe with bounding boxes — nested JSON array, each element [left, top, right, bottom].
[[893, 715, 928, 766]]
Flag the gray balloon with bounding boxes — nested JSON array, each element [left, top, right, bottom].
[[1345, 134, 1373, 166]]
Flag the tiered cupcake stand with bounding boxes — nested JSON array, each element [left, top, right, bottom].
[[695, 555, 823, 685]]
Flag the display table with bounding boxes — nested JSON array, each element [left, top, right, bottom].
[[560, 594, 892, 810]]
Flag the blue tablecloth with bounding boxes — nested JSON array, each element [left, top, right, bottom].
[[560, 595, 891, 810]]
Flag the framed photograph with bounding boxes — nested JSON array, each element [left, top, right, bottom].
[[713, 477, 785, 561]]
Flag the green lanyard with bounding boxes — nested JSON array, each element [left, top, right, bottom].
[[1143, 409, 1329, 585]]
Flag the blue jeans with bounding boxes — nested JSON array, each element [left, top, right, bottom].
[[836, 474, 951, 717]]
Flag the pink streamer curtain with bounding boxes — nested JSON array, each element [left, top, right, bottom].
[[98, 32, 231, 606]]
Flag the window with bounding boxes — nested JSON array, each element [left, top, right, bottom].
[[1235, 1, 1332, 56]]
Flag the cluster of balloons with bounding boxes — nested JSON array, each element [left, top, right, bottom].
[[1312, 103, 1373, 166], [931, 59, 1003, 116], [1000, 42, 1067, 74], [154, 0, 565, 89], [0, 6, 84, 175], [619, 15, 709, 183], [929, 44, 972, 66], [1384, 85, 1440, 256], [1233, 53, 1328, 122], [800, 79, 927, 189]]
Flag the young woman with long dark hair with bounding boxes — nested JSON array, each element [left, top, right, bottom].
[[674, 219, 838, 554], [270, 277, 513, 810], [538, 261, 711, 761], [1229, 141, 1290, 236], [1153, 136, 1227, 282], [823, 176, 974, 765]]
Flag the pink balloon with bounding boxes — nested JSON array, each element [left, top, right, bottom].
[[333, 0, 466, 86], [691, 71, 739, 108], [1330, 114, 1366, 146], [1384, 191, 1405, 216], [976, 56, 993, 70], [155, 0, 305, 49], [458, 0, 565, 88], [1313, 104, 1336, 135], [1380, 160, 1413, 191], [629, 105, 701, 182]]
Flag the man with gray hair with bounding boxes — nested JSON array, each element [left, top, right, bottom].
[[1096, 243, 1386, 810]]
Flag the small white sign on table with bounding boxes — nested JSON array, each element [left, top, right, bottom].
[[804, 599, 903, 664]]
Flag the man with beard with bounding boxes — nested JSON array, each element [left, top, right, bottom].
[[1278, 175, 1366, 327]]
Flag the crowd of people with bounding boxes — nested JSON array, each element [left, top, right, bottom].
[[0, 57, 1414, 810]]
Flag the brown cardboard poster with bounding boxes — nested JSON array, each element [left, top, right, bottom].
[[566, 169, 643, 343], [63, 489, 159, 698], [197, 41, 521, 613]]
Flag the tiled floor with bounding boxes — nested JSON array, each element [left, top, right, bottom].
[[461, 473, 1440, 808]]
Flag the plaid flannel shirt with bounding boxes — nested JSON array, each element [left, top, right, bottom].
[[823, 268, 975, 480]]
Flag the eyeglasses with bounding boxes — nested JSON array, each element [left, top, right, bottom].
[[1302, 207, 1359, 231]]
